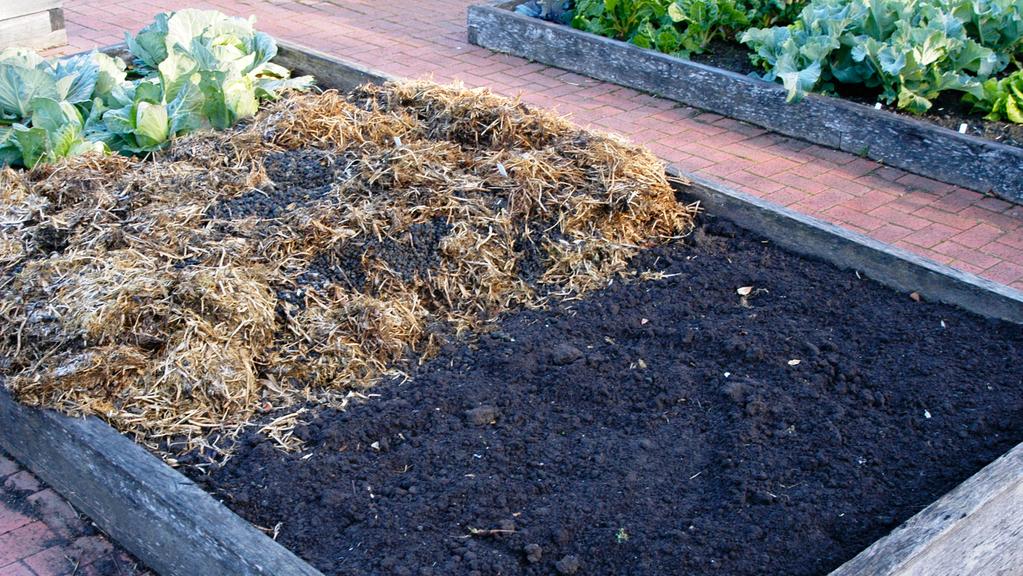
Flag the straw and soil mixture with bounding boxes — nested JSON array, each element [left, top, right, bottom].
[[191, 215, 1023, 576], [0, 82, 695, 451]]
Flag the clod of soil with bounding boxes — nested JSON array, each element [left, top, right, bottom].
[[193, 217, 1023, 576]]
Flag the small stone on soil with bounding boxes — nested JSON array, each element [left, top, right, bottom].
[[524, 543, 542, 563], [551, 343, 583, 365], [555, 555, 581, 575], [465, 406, 499, 426]]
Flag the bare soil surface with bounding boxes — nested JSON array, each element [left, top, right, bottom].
[[189, 214, 1023, 576]]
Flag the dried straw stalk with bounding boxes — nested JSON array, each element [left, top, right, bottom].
[[0, 81, 696, 456]]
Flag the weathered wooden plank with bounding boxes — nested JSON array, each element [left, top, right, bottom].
[[0, 388, 324, 576], [829, 442, 1023, 576], [275, 40, 389, 91], [674, 170, 1023, 324], [467, 2, 1023, 204], [0, 0, 62, 21], [0, 40, 380, 576], [0, 9, 66, 50], [0, 40, 1013, 576]]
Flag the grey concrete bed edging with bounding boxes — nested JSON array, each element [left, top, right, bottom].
[[2, 39, 1020, 576], [467, 1, 1023, 204], [0, 387, 323, 576]]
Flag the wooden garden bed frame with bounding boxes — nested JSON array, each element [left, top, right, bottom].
[[0, 0, 66, 51], [0, 41, 1021, 576], [467, 0, 1023, 205]]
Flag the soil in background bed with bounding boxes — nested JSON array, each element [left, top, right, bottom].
[[191, 216, 1023, 576]]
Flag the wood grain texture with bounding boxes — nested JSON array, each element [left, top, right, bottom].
[[275, 40, 390, 91], [0, 8, 66, 50], [0, 0, 62, 21], [674, 170, 1023, 324], [829, 443, 1023, 576], [0, 388, 324, 576], [467, 2, 1023, 204]]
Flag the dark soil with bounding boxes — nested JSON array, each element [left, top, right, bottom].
[[690, 40, 757, 76], [369, 218, 453, 283], [207, 148, 345, 220], [189, 215, 1023, 576]]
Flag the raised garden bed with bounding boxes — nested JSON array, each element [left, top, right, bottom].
[[688, 41, 1023, 151], [466, 0, 1023, 204], [0, 0, 66, 51], [2, 38, 1023, 576], [192, 213, 1023, 576]]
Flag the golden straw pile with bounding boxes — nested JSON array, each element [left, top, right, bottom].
[[0, 81, 696, 451]]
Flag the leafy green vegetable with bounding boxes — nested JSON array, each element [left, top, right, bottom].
[[95, 76, 206, 153], [10, 97, 105, 168], [572, 0, 668, 42], [126, 9, 313, 129], [572, 0, 804, 58], [741, 0, 1020, 113], [0, 54, 59, 119], [657, 0, 749, 56], [0, 9, 314, 168], [126, 13, 170, 71], [967, 70, 1023, 123], [52, 53, 103, 104]]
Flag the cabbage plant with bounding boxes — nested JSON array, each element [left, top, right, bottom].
[[741, 0, 1022, 113], [0, 49, 121, 167], [0, 9, 314, 168]]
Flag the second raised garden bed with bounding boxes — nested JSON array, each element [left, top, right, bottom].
[[0, 1, 66, 51], [467, 0, 1023, 205], [2, 38, 1023, 576]]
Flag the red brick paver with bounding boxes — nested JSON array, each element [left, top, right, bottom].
[[0, 450, 150, 576], [51, 0, 1023, 292]]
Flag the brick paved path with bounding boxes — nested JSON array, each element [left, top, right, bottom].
[[0, 450, 150, 576], [56, 0, 1023, 290]]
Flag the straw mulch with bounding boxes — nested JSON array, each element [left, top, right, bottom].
[[0, 81, 696, 455]]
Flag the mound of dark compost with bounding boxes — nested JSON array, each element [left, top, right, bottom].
[[192, 215, 1023, 576]]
